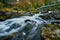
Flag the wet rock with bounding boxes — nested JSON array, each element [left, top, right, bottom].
[[24, 12, 32, 16], [39, 14, 51, 20], [51, 21, 60, 26], [54, 15, 60, 20], [23, 23, 33, 33], [25, 19, 31, 22]]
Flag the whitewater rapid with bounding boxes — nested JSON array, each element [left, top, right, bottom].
[[0, 13, 45, 37]]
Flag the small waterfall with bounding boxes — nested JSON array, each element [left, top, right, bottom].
[[0, 12, 59, 40], [0, 13, 45, 40]]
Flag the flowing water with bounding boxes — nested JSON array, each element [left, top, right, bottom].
[[0, 12, 59, 40]]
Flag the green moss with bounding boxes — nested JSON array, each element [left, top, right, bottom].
[[41, 24, 60, 40], [44, 24, 59, 31]]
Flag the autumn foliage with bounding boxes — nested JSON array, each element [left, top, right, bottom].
[[0, 0, 60, 12]]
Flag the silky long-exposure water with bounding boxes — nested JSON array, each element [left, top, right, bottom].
[[0, 11, 60, 40]]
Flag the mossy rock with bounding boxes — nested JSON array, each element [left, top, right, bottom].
[[41, 24, 60, 40]]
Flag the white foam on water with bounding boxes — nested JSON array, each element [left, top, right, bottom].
[[0, 13, 52, 37]]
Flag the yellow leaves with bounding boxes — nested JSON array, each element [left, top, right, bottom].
[[1, 0, 59, 13], [12, 0, 45, 12], [0, 0, 46, 12], [19, 10, 25, 13], [12, 10, 17, 12], [29, 7, 35, 11], [28, 2, 32, 5], [3, 8, 13, 12]]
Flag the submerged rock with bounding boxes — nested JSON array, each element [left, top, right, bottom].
[[0, 10, 60, 40]]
